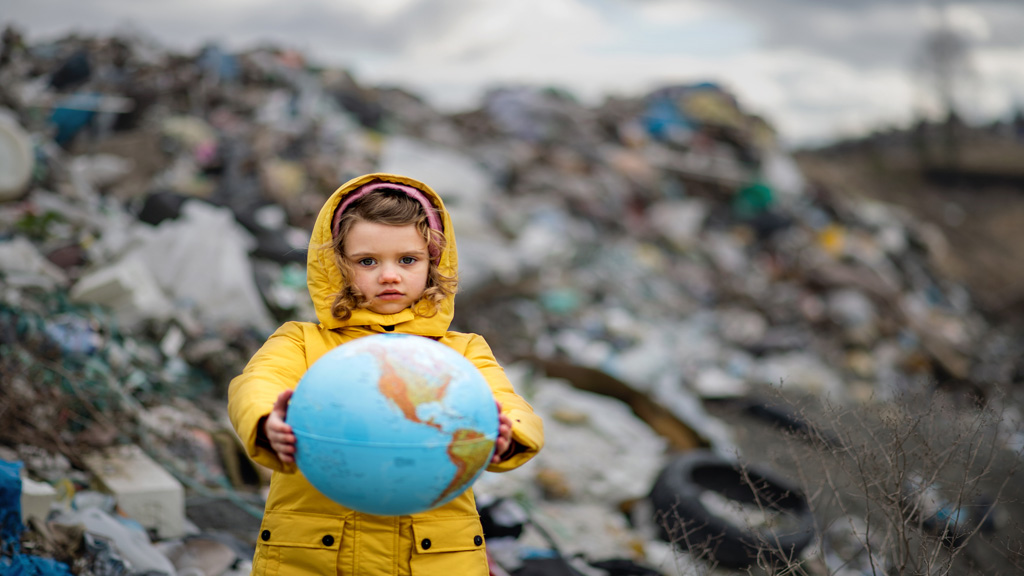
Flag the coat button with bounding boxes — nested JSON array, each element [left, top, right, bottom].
[[322, 535, 334, 546], [261, 530, 270, 541], [421, 538, 431, 550], [474, 535, 483, 546]]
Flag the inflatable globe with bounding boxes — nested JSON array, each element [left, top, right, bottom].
[[286, 333, 499, 515]]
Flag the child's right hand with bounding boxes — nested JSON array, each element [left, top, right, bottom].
[[265, 389, 297, 463]]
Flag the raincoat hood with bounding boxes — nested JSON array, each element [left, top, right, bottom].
[[307, 173, 457, 337]]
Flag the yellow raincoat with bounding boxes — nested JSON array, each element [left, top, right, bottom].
[[228, 173, 544, 575]]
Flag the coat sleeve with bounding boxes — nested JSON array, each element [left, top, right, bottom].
[[462, 334, 544, 472], [227, 321, 308, 473]]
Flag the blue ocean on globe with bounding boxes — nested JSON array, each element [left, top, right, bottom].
[[286, 333, 499, 516]]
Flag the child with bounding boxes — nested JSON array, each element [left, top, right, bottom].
[[228, 173, 544, 576]]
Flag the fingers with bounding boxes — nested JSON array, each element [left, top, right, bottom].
[[491, 441, 507, 464], [273, 389, 293, 414], [491, 409, 514, 463], [267, 414, 297, 463], [495, 402, 512, 438], [497, 412, 513, 440], [267, 390, 297, 463], [267, 414, 295, 441]]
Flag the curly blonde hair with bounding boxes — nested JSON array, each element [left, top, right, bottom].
[[325, 187, 457, 321]]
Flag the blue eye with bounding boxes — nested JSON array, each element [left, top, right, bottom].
[[400, 256, 417, 265], [358, 258, 376, 266]]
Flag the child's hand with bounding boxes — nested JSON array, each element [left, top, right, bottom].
[[492, 402, 515, 463], [266, 389, 297, 463]]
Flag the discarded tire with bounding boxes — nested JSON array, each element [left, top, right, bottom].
[[649, 450, 814, 569]]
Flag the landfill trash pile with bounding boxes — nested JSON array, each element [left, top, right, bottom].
[[2, 25, 1022, 576]]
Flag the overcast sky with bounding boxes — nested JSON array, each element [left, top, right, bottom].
[[5, 0, 1024, 146]]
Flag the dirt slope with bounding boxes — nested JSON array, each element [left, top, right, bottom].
[[794, 136, 1024, 323]]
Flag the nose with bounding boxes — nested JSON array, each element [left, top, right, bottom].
[[379, 263, 401, 283]]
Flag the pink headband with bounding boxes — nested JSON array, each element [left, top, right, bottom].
[[332, 182, 443, 237], [332, 181, 444, 260]]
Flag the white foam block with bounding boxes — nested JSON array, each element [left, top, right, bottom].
[[82, 445, 185, 539], [21, 476, 57, 524]]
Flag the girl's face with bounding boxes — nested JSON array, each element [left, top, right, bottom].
[[343, 220, 430, 315]]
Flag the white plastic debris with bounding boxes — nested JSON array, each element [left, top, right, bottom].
[[377, 135, 496, 235], [70, 252, 175, 329], [81, 444, 186, 540], [692, 367, 748, 399], [716, 306, 769, 347], [68, 154, 135, 196], [612, 327, 678, 390], [0, 236, 68, 290], [760, 149, 806, 203], [647, 199, 709, 251], [527, 378, 668, 504], [20, 476, 57, 525], [527, 501, 643, 561], [50, 507, 178, 575], [132, 200, 276, 333], [0, 111, 34, 201], [754, 352, 848, 400], [826, 289, 877, 331]]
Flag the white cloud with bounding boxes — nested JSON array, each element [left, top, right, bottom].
[[632, 0, 720, 24], [973, 47, 1024, 116], [355, 0, 421, 21], [406, 0, 610, 61], [945, 4, 993, 41], [693, 51, 916, 145]]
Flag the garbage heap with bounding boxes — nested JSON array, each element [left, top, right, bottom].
[[1, 26, 1020, 576]]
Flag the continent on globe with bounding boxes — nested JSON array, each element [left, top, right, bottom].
[[370, 345, 450, 430], [437, 428, 493, 505], [286, 333, 499, 516], [367, 345, 495, 506]]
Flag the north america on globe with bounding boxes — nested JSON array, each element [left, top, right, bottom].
[[369, 345, 495, 506]]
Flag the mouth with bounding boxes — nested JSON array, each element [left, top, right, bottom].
[[377, 291, 404, 300]]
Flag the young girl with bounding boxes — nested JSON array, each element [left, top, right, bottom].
[[228, 173, 544, 576]]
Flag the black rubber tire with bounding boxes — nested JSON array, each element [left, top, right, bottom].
[[649, 450, 815, 569]]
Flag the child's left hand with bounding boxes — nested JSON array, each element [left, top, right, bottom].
[[492, 402, 515, 463]]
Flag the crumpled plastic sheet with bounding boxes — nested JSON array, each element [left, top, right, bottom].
[[79, 532, 130, 576]]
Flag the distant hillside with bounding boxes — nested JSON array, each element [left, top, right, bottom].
[[794, 120, 1024, 323]]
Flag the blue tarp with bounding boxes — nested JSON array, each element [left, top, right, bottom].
[[0, 460, 72, 576], [0, 460, 24, 546], [48, 93, 99, 146], [0, 554, 74, 576]]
